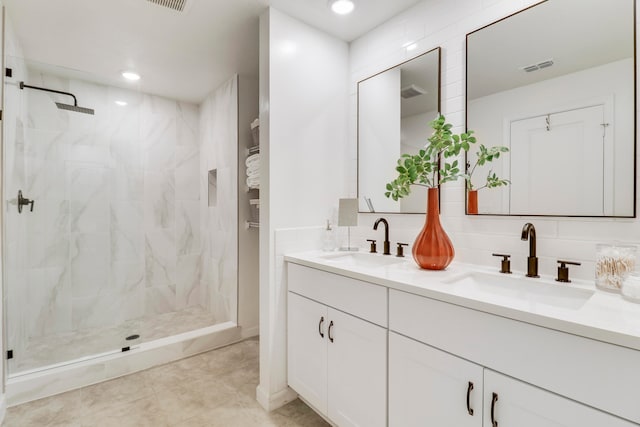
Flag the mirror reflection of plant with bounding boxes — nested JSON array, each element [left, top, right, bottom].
[[385, 114, 475, 201], [465, 144, 510, 191]]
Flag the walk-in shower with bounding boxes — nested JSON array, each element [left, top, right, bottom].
[[3, 57, 243, 404]]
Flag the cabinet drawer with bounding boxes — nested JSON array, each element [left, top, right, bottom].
[[389, 289, 640, 424], [288, 263, 387, 327]]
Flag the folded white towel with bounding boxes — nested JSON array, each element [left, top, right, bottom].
[[246, 161, 260, 175], [246, 176, 260, 189], [246, 153, 260, 168]]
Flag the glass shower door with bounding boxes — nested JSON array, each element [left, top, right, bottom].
[[3, 56, 232, 377], [3, 57, 140, 374]]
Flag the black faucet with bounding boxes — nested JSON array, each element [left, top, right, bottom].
[[373, 218, 391, 255], [521, 223, 539, 278]]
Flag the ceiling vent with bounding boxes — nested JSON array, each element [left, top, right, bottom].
[[401, 84, 427, 99], [521, 59, 554, 73], [146, 0, 188, 12], [537, 60, 554, 69]]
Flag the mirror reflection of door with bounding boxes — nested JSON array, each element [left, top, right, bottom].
[[466, 0, 635, 217], [509, 105, 607, 216]]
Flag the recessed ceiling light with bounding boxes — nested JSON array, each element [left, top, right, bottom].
[[329, 0, 355, 15], [122, 71, 141, 81], [115, 100, 128, 106]]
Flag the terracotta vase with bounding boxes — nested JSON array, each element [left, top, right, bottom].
[[467, 189, 478, 215], [412, 187, 455, 270]]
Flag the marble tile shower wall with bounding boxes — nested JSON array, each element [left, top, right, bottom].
[[198, 77, 239, 325], [6, 69, 203, 348]]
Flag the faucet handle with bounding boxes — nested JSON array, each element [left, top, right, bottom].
[[492, 253, 512, 274], [396, 243, 409, 258], [556, 260, 581, 283], [366, 239, 377, 253]]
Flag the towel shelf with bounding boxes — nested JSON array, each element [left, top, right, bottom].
[[246, 120, 259, 226]]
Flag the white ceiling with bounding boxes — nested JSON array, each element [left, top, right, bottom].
[[3, 0, 422, 104]]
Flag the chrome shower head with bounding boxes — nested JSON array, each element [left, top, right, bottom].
[[55, 102, 94, 115]]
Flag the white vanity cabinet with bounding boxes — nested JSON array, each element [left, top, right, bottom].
[[287, 292, 329, 414], [285, 258, 640, 427], [484, 370, 636, 427], [287, 264, 387, 427], [389, 289, 640, 426], [389, 330, 637, 427], [389, 332, 483, 427]]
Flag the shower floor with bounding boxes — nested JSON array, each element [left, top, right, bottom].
[[10, 306, 221, 375]]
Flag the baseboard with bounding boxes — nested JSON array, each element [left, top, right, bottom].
[[256, 384, 298, 412], [241, 325, 259, 339], [0, 393, 6, 424]]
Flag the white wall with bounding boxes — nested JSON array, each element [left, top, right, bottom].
[[348, 0, 640, 282], [257, 7, 349, 411]]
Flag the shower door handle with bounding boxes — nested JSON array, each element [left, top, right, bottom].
[[17, 190, 35, 213]]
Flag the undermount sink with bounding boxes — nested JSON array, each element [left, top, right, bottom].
[[443, 271, 595, 310], [319, 251, 406, 268]]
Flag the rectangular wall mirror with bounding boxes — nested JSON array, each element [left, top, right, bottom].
[[466, 0, 636, 217], [358, 47, 441, 213]]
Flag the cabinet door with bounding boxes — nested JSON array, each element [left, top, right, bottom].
[[327, 308, 387, 427], [287, 292, 328, 414], [389, 332, 483, 427], [484, 370, 637, 427]]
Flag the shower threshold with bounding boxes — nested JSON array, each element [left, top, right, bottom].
[[9, 306, 220, 374], [6, 320, 249, 406]]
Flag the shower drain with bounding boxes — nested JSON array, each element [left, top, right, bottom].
[[126, 334, 140, 340]]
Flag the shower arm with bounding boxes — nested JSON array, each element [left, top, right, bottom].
[[19, 81, 78, 107]]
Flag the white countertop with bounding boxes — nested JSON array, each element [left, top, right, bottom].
[[285, 250, 640, 352]]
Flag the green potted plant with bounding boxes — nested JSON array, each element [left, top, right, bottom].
[[385, 114, 474, 200], [464, 144, 510, 214], [385, 114, 474, 270]]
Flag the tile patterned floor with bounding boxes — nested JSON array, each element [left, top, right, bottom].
[[2, 338, 330, 427]]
